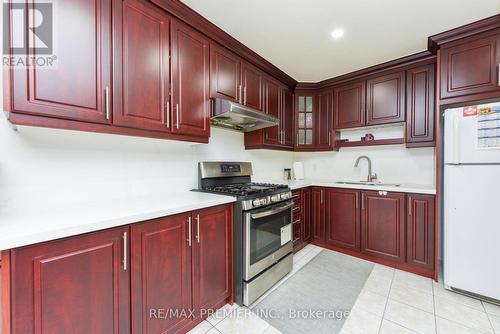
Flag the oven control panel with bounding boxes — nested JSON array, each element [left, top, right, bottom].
[[242, 191, 292, 210]]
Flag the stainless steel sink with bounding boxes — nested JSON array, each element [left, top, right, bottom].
[[334, 181, 401, 187]]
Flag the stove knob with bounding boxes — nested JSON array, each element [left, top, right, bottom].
[[252, 199, 261, 207], [260, 198, 268, 206], [281, 193, 289, 200], [271, 195, 280, 202]]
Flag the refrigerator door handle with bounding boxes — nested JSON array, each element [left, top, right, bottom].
[[452, 113, 460, 165]]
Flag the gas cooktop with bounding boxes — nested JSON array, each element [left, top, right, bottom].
[[201, 182, 289, 197]]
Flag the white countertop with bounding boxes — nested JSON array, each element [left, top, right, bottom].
[[259, 179, 436, 195], [0, 191, 235, 251]]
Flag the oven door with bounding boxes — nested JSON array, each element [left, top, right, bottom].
[[243, 201, 293, 281]]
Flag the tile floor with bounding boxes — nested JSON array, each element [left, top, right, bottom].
[[188, 245, 500, 334]]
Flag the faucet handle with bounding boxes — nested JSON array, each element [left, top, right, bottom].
[[371, 173, 378, 181]]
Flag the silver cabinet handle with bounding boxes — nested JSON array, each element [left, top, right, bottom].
[[105, 86, 110, 120], [244, 86, 247, 105], [408, 196, 412, 216], [187, 217, 192, 247], [293, 220, 301, 225], [176, 103, 180, 129], [361, 194, 365, 210], [328, 131, 332, 146], [195, 214, 200, 244], [239, 85, 243, 104], [356, 193, 359, 209], [321, 189, 324, 204], [165, 101, 170, 127], [122, 231, 128, 271]]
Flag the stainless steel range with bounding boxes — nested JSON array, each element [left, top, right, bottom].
[[197, 162, 293, 306]]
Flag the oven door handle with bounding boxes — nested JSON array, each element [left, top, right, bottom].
[[250, 202, 293, 219]]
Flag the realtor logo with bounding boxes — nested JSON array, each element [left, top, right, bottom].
[[3, 0, 57, 68]]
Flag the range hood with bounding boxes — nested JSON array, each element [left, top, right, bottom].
[[211, 98, 279, 132]]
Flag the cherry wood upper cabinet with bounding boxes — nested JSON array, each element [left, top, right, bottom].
[[316, 89, 334, 149], [11, 0, 112, 123], [114, 0, 171, 132], [440, 30, 500, 101], [171, 19, 210, 137], [10, 227, 130, 334], [263, 77, 282, 145], [131, 213, 193, 334], [241, 61, 264, 111], [192, 205, 232, 314], [282, 88, 295, 147], [210, 43, 241, 103], [334, 81, 366, 129], [406, 64, 436, 147], [366, 71, 406, 125], [325, 188, 361, 251], [311, 187, 325, 242], [407, 194, 435, 272], [361, 191, 405, 263]]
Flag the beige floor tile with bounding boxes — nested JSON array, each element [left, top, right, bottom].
[[384, 300, 436, 334], [216, 307, 270, 334], [372, 264, 395, 279], [489, 313, 500, 333], [353, 289, 388, 317], [483, 302, 500, 317], [432, 283, 483, 311], [206, 304, 239, 326], [392, 270, 433, 295], [363, 272, 393, 296], [389, 285, 434, 313], [206, 328, 222, 334], [262, 325, 283, 334], [342, 307, 383, 334], [188, 321, 215, 334], [436, 317, 487, 334], [434, 296, 493, 334], [379, 319, 418, 334]]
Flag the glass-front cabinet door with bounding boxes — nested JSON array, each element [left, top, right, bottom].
[[296, 94, 315, 148]]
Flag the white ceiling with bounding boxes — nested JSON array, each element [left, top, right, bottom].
[[180, 0, 500, 82]]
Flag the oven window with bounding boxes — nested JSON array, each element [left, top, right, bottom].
[[250, 206, 291, 265]]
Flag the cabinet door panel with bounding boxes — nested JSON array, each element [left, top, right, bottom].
[[131, 213, 192, 334], [12, 0, 112, 123], [407, 194, 435, 271], [326, 189, 360, 251], [241, 61, 263, 111], [406, 64, 435, 146], [192, 205, 232, 313], [11, 227, 130, 334], [316, 90, 333, 148], [115, 0, 170, 131], [303, 188, 312, 241], [210, 43, 241, 102], [361, 191, 405, 262], [263, 77, 281, 145], [282, 89, 295, 147], [312, 187, 325, 242], [334, 81, 366, 129], [366, 71, 405, 125], [441, 32, 500, 99], [171, 19, 210, 137]]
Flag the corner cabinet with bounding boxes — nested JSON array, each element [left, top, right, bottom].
[[315, 89, 334, 150], [295, 94, 315, 149]]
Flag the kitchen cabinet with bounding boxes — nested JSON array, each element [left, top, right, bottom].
[[361, 191, 405, 263], [311, 187, 326, 242], [334, 81, 366, 129], [9, 227, 131, 334], [302, 188, 312, 242], [10, 0, 113, 124], [114, 0, 171, 131], [240, 61, 264, 111], [316, 89, 334, 149], [282, 89, 295, 147], [440, 29, 500, 102], [406, 64, 436, 147], [407, 194, 435, 272], [131, 213, 193, 334], [366, 71, 406, 125], [171, 18, 210, 137], [210, 43, 241, 103], [263, 77, 282, 146], [291, 188, 312, 252], [325, 188, 361, 251], [295, 94, 316, 149]]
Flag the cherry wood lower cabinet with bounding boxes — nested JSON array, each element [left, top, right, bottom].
[[291, 188, 312, 253], [5, 204, 233, 334], [325, 188, 361, 251], [311, 187, 326, 242], [406, 194, 435, 271], [9, 226, 131, 334]]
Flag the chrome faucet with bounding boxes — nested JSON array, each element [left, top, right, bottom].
[[354, 156, 378, 183]]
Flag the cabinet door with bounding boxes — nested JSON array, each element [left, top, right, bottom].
[[296, 94, 315, 148], [171, 19, 210, 137], [334, 81, 366, 129], [316, 89, 333, 148], [263, 77, 282, 145], [325, 188, 361, 251], [192, 205, 232, 314], [10, 227, 130, 334], [406, 64, 435, 146], [12, 0, 112, 123], [311, 187, 325, 242], [361, 191, 405, 262], [440, 31, 500, 100], [407, 194, 435, 272], [131, 213, 193, 334], [210, 43, 241, 103], [303, 188, 312, 241], [366, 71, 406, 125], [282, 88, 295, 147], [241, 61, 263, 111], [114, 0, 170, 131]]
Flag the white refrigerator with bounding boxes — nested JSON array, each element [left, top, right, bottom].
[[444, 102, 500, 301]]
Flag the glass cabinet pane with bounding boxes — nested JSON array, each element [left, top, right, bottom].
[[298, 113, 305, 128], [298, 96, 305, 112], [298, 130, 305, 145], [305, 130, 313, 145], [305, 113, 313, 128], [306, 96, 313, 112]]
